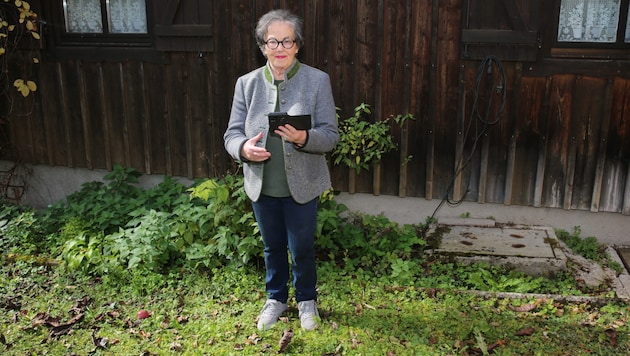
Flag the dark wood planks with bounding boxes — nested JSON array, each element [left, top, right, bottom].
[[3, 0, 630, 216]]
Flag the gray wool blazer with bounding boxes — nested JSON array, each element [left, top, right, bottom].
[[224, 61, 339, 204]]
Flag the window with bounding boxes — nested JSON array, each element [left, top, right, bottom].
[[546, 0, 630, 60], [53, 0, 151, 48], [557, 0, 629, 43], [63, 0, 147, 34], [44, 0, 162, 62]]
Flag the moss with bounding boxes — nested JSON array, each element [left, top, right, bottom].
[[425, 225, 450, 249]]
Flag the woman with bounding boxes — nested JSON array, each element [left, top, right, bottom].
[[223, 9, 339, 331]]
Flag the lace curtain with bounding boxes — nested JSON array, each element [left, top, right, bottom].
[[557, 0, 628, 42], [108, 0, 147, 34], [64, 0, 147, 34], [64, 0, 102, 33]]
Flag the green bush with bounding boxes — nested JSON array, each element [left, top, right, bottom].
[[556, 226, 606, 261], [0, 166, 590, 295], [39, 164, 188, 238], [332, 103, 415, 174], [0, 204, 45, 254]]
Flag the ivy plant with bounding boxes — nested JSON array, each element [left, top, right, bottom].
[[332, 103, 415, 174]]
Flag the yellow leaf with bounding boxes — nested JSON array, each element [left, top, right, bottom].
[[26, 81, 36, 91], [26, 20, 33, 30], [19, 86, 29, 97], [355, 156, 361, 164], [22, 1, 30, 10], [0, 48, 4, 55], [31, 31, 39, 39], [13, 79, 23, 86], [32, 57, 39, 63], [8, 24, 14, 31], [15, 0, 22, 7]]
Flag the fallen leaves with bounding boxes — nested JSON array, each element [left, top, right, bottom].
[[354, 302, 377, 315], [278, 329, 293, 353], [91, 328, 112, 351], [137, 309, 151, 320], [515, 326, 536, 336], [605, 328, 617, 346], [2, 260, 628, 355], [31, 311, 84, 337], [509, 301, 539, 312]]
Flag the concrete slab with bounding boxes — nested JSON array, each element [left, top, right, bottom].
[[616, 247, 630, 272], [426, 223, 567, 277], [335, 192, 630, 246], [435, 225, 557, 258], [436, 217, 496, 227], [615, 275, 630, 300]]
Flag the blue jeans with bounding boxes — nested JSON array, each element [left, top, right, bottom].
[[252, 195, 318, 303]]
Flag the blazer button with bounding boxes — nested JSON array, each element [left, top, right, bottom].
[[281, 99, 286, 104]]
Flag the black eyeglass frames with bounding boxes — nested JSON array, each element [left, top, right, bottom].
[[264, 38, 296, 49]]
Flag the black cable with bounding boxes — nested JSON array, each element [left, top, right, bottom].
[[427, 55, 507, 224]]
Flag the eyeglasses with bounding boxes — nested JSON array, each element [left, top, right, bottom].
[[264, 38, 296, 50]]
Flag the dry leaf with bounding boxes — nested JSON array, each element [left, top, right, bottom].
[[555, 308, 564, 317], [515, 327, 535, 336], [170, 342, 183, 351], [246, 333, 260, 345], [350, 331, 361, 349], [510, 303, 538, 312], [605, 328, 617, 346], [278, 329, 293, 353], [91, 329, 109, 350], [486, 340, 503, 352]]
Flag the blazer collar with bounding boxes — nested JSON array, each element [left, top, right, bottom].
[[264, 60, 301, 83]]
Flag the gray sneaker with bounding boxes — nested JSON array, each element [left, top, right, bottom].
[[257, 299, 288, 330], [298, 300, 320, 331]]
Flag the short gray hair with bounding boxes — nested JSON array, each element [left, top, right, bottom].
[[255, 9, 304, 53]]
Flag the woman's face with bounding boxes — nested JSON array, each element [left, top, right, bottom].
[[264, 21, 299, 75]]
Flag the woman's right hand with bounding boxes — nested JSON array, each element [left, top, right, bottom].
[[241, 132, 271, 162]]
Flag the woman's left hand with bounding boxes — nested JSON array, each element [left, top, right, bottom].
[[275, 124, 306, 146]]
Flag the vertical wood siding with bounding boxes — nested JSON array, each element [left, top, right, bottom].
[[4, 0, 630, 214]]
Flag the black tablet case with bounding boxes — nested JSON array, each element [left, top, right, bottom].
[[268, 112, 311, 136]]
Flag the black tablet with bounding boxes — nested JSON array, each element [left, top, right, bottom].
[[268, 112, 312, 136]]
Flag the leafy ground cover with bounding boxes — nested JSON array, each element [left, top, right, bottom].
[[1, 166, 628, 354], [1, 262, 627, 355]]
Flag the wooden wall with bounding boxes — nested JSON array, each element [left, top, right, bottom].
[[4, 0, 630, 214]]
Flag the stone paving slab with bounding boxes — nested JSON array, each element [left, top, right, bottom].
[[427, 219, 630, 300], [435, 225, 558, 259], [426, 222, 567, 277]]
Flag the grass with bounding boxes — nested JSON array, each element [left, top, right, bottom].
[[1, 171, 626, 354], [1, 259, 628, 355]]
